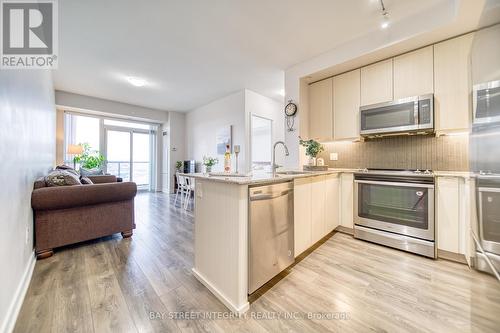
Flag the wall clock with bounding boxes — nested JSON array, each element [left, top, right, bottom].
[[284, 100, 297, 131]]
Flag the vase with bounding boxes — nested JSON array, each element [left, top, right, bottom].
[[205, 165, 212, 173], [308, 157, 316, 166]]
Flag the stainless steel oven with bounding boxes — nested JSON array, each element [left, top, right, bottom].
[[360, 94, 434, 137], [473, 80, 500, 124], [474, 175, 500, 277], [354, 170, 436, 258]]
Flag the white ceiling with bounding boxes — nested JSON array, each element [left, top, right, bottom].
[[54, 0, 450, 112]]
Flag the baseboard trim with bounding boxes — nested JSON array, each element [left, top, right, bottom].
[[335, 225, 354, 235], [437, 249, 468, 265], [192, 268, 249, 314], [0, 252, 36, 333]]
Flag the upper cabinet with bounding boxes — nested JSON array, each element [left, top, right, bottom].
[[434, 33, 474, 134], [309, 78, 333, 140], [360, 59, 393, 106], [306, 35, 475, 141], [393, 46, 434, 99], [333, 69, 360, 141]]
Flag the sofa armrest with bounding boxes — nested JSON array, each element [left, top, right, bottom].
[[87, 175, 117, 184], [32, 182, 137, 211]]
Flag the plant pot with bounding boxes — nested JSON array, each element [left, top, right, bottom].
[[308, 157, 317, 166]]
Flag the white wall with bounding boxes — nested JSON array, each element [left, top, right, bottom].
[[55, 90, 168, 123], [185, 89, 284, 174], [0, 71, 56, 333], [164, 111, 186, 192], [186, 90, 246, 172]]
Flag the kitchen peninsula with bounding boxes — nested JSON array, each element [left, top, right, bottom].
[[183, 169, 353, 313]]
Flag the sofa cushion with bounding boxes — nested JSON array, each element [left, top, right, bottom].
[[80, 176, 94, 185], [45, 170, 81, 187]]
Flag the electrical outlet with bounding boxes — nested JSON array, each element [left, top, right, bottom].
[[330, 153, 338, 161]]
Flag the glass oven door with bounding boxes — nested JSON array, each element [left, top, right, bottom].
[[478, 187, 500, 254], [354, 180, 435, 241], [360, 97, 418, 135]]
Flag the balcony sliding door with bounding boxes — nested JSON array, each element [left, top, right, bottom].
[[105, 126, 153, 190]]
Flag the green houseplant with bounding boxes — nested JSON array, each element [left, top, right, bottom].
[[176, 161, 183, 172], [202, 156, 218, 173], [299, 138, 324, 165], [74, 143, 105, 170]]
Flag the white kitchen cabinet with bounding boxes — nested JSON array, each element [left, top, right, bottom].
[[293, 174, 340, 257], [309, 78, 333, 140], [311, 176, 326, 244], [434, 33, 474, 134], [393, 46, 434, 99], [325, 173, 340, 233], [360, 59, 393, 106], [340, 173, 354, 229], [333, 69, 361, 141], [436, 176, 472, 265], [294, 177, 312, 256], [436, 177, 460, 253], [471, 24, 500, 84]]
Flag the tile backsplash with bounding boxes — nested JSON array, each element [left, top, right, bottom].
[[318, 134, 469, 171]]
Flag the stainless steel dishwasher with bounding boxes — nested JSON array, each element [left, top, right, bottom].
[[248, 181, 294, 294]]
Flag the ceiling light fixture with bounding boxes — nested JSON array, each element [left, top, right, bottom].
[[126, 76, 147, 87], [379, 0, 390, 29]]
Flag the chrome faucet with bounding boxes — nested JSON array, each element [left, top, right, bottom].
[[272, 141, 289, 177]]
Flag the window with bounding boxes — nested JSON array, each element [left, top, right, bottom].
[[64, 113, 100, 164], [62, 111, 158, 191], [251, 115, 272, 173]]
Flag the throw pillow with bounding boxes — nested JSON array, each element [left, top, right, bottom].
[[45, 170, 81, 187], [80, 167, 104, 177], [56, 165, 79, 176], [80, 177, 94, 185]]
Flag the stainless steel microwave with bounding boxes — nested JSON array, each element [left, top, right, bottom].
[[360, 94, 434, 137], [473, 80, 500, 124]]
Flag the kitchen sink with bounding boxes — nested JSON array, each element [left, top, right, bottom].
[[276, 170, 311, 175]]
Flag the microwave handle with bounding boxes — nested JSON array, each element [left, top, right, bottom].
[[414, 100, 419, 125]]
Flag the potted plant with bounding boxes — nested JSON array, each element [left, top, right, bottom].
[[299, 138, 324, 166], [175, 161, 183, 173], [203, 156, 218, 173], [74, 143, 105, 175]]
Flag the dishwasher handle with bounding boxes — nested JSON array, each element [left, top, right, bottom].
[[250, 189, 293, 201]]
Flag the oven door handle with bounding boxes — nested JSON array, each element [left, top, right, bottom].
[[354, 179, 435, 188]]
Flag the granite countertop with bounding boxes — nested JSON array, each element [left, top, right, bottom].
[[178, 168, 358, 185], [433, 171, 474, 179], [179, 168, 474, 185]]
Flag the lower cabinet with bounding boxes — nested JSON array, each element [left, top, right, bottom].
[[294, 174, 340, 257], [340, 173, 354, 229], [436, 176, 473, 265], [311, 176, 327, 244], [325, 174, 340, 233]]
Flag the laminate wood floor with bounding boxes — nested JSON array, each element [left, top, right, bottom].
[[14, 192, 500, 333]]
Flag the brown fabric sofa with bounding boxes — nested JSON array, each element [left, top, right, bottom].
[[31, 175, 137, 259]]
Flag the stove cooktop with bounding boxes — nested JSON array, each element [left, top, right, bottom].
[[355, 168, 434, 176]]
